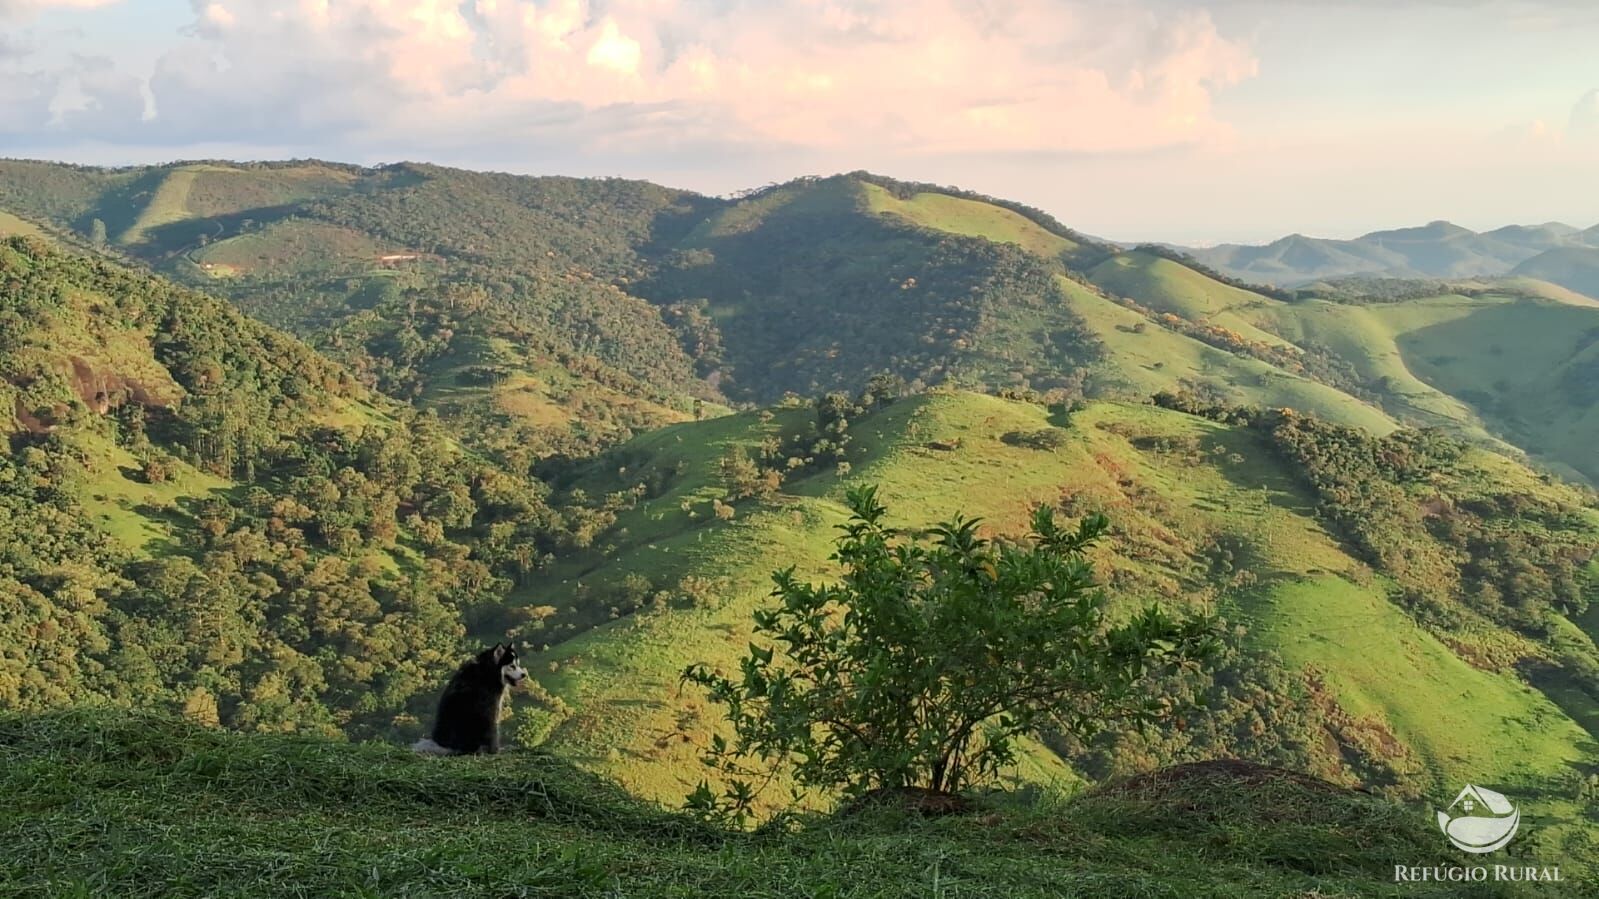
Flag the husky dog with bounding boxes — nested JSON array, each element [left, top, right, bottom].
[[413, 643, 528, 755]]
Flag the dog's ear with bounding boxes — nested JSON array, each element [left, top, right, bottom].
[[491, 643, 506, 662]]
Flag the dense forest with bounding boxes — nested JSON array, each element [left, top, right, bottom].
[[0, 238, 625, 737]]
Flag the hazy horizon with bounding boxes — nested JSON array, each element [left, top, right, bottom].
[[5, 0, 1598, 244]]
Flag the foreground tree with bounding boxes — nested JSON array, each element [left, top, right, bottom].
[[683, 485, 1220, 821]]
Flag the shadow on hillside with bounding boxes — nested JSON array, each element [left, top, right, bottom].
[[137, 204, 306, 259], [1202, 427, 1321, 519], [1525, 661, 1599, 749], [1398, 300, 1598, 484], [129, 487, 240, 557]]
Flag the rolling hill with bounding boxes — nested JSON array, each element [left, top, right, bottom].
[[9, 233, 1592, 819], [4, 160, 1597, 485], [1177, 220, 1599, 288], [866, 194, 1599, 484], [0, 160, 724, 459], [489, 389, 1598, 857], [639, 173, 1599, 488], [1513, 246, 1599, 300]]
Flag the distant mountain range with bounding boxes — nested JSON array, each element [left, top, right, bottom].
[[1175, 220, 1599, 292]]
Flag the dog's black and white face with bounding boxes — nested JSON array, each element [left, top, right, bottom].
[[486, 643, 527, 688]]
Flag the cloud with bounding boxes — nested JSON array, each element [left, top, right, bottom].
[[0, 0, 118, 21], [1, 0, 1258, 160]]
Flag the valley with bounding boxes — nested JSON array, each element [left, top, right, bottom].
[[2, 159, 1597, 888]]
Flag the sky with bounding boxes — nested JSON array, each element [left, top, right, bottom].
[[2, 0, 1596, 244]]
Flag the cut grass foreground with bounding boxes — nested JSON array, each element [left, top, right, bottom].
[[0, 709, 1541, 898]]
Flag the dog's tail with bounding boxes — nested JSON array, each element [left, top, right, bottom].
[[412, 737, 458, 756]]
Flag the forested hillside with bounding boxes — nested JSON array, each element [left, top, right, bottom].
[[0, 161, 723, 460], [5, 159, 1598, 484], [642, 174, 1108, 400], [0, 237, 630, 737]]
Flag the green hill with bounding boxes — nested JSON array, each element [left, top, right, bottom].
[[644, 174, 1107, 401], [1512, 246, 1599, 300], [657, 171, 1596, 483], [1048, 275, 1395, 432], [479, 390, 1598, 864], [3, 709, 1479, 898], [884, 198, 1599, 483], [6, 160, 1596, 484], [0, 160, 723, 458]]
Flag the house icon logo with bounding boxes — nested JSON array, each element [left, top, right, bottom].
[[1437, 785, 1520, 853]]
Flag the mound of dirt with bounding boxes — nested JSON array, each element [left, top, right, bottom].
[[839, 786, 976, 818]]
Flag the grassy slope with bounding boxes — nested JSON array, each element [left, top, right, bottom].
[[66, 392, 396, 560], [1087, 255, 1599, 483], [187, 220, 389, 277], [857, 190, 1404, 429], [1247, 575, 1586, 779], [1374, 296, 1599, 483], [118, 163, 360, 250], [115, 168, 199, 245], [1251, 297, 1504, 432], [1056, 277, 1398, 432], [3, 709, 1486, 899], [418, 334, 698, 441], [1088, 251, 1297, 350], [71, 431, 233, 553], [506, 393, 1595, 839], [0, 209, 47, 240], [862, 181, 1079, 259], [874, 192, 1597, 482], [1484, 277, 1599, 307], [851, 179, 1404, 432], [1243, 291, 1599, 483], [1512, 247, 1599, 299]]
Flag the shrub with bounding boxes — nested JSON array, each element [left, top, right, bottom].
[[1000, 428, 1069, 451], [683, 485, 1219, 822]]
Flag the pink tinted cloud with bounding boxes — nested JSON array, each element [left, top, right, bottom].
[[142, 0, 1256, 155]]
